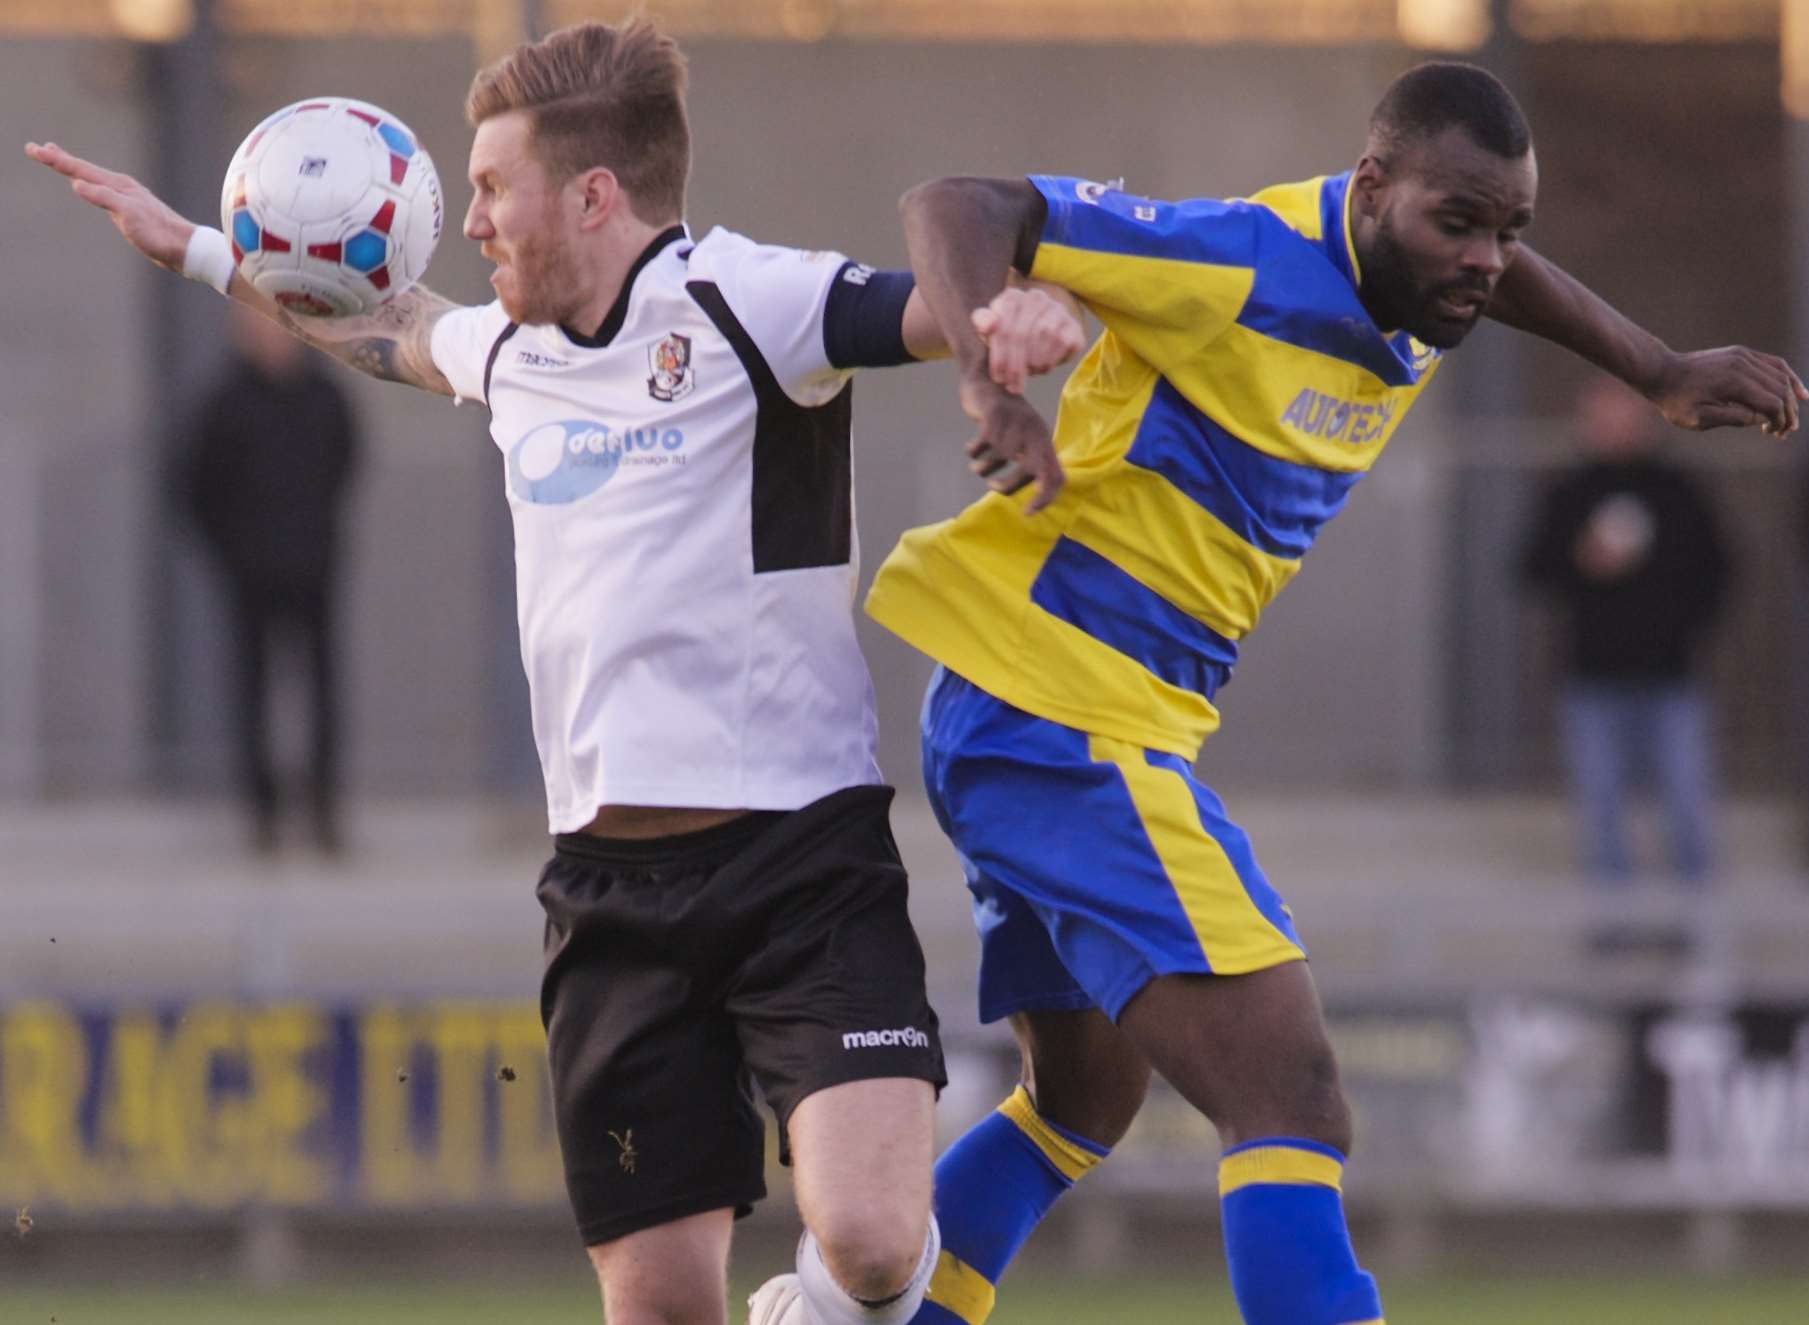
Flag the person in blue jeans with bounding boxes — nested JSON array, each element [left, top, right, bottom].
[[1521, 376, 1730, 885]]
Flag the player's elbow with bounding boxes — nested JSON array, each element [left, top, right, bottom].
[[899, 176, 1020, 225], [898, 175, 971, 224], [901, 177, 1041, 274]]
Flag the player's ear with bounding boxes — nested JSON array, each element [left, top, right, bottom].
[[572, 166, 621, 231], [1351, 154, 1388, 220]]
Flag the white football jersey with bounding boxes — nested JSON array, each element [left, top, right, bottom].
[[431, 226, 883, 832]]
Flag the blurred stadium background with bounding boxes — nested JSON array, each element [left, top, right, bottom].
[[6, 0, 1809, 1320]]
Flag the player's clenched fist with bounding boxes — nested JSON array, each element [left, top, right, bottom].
[[973, 285, 1087, 396], [25, 141, 195, 272]]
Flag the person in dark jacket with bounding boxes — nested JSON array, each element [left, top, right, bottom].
[[1521, 376, 1729, 884], [183, 304, 360, 853]]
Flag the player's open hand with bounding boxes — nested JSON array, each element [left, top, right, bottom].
[[1648, 346, 1808, 436], [959, 378, 1064, 514], [973, 286, 1086, 395], [24, 142, 195, 273]]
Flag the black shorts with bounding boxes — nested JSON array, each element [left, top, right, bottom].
[[536, 784, 946, 1247]]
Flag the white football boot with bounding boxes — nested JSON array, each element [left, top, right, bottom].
[[747, 1272, 811, 1325]]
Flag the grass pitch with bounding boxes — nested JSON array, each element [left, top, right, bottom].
[[6, 1272, 1809, 1324]]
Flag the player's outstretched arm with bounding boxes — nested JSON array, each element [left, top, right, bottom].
[[25, 140, 458, 397], [1487, 243, 1806, 435], [899, 175, 1066, 512]]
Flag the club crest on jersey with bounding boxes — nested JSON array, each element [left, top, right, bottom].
[[647, 332, 695, 402]]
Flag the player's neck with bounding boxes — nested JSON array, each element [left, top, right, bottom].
[[566, 216, 679, 338]]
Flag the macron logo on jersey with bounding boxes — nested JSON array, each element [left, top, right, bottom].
[[1280, 388, 1396, 447], [841, 1026, 930, 1051]]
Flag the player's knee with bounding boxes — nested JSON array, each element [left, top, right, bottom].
[[1017, 1009, 1153, 1147], [1031, 1062, 1149, 1147], [589, 1242, 722, 1325], [594, 1267, 718, 1325], [811, 1203, 928, 1302], [1289, 1044, 1353, 1154], [599, 1297, 715, 1325], [1215, 1042, 1352, 1154]]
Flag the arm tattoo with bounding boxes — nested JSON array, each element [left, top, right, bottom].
[[368, 297, 425, 332], [347, 337, 404, 382], [268, 287, 457, 396]]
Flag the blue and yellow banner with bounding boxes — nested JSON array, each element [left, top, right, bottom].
[[0, 1001, 564, 1212]]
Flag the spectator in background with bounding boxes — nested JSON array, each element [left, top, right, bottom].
[[1520, 376, 1730, 888], [181, 303, 360, 855]]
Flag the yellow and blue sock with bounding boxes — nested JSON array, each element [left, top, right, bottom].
[[1218, 1138, 1384, 1325], [910, 1086, 1109, 1325]]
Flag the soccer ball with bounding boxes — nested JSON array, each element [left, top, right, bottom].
[[221, 97, 443, 317]]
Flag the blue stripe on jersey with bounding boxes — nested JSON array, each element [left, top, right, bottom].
[[1032, 175, 1258, 268], [1236, 215, 1417, 388], [1125, 378, 1364, 560], [1030, 536, 1236, 700], [1318, 173, 1358, 289]]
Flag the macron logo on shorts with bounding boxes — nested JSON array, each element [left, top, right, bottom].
[[841, 1026, 930, 1051]]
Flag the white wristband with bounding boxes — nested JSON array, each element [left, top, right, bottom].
[[181, 225, 236, 296]]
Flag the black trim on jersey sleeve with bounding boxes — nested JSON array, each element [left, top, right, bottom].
[[687, 279, 853, 574], [1017, 183, 1049, 274], [822, 264, 916, 369], [482, 322, 521, 407]]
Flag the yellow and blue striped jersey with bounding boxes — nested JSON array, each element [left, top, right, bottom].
[[867, 172, 1444, 758]]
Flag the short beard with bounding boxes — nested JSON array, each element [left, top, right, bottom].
[[1360, 210, 1479, 351], [499, 225, 582, 328], [1358, 211, 1422, 338]]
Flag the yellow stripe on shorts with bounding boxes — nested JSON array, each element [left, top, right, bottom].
[[1218, 1144, 1344, 1196], [925, 1249, 997, 1325], [1087, 735, 1304, 975], [998, 1085, 1102, 1184]]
